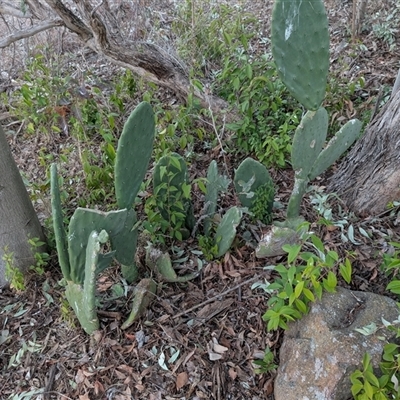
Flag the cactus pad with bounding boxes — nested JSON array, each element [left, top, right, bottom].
[[291, 107, 328, 178], [115, 101, 155, 209], [271, 0, 329, 110]]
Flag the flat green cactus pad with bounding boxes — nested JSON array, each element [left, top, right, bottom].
[[272, 0, 329, 110]]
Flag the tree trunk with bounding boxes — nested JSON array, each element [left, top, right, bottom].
[[328, 88, 400, 216], [0, 125, 45, 287]]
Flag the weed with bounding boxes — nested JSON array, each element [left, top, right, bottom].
[[198, 234, 220, 261], [253, 347, 278, 374], [217, 50, 301, 168], [3, 247, 25, 291], [261, 234, 352, 331], [249, 182, 275, 224], [27, 237, 49, 276]]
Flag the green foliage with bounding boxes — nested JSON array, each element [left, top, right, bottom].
[[219, 53, 301, 168], [173, 0, 301, 168], [350, 243, 400, 398], [27, 237, 49, 276], [262, 234, 352, 331], [370, 3, 400, 51], [9, 53, 71, 135], [3, 237, 48, 291], [150, 153, 194, 241], [250, 183, 275, 224], [150, 88, 209, 160], [3, 247, 25, 291], [351, 345, 400, 399], [198, 234, 220, 262], [253, 347, 278, 374]]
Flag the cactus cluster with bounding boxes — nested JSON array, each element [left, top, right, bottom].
[[51, 101, 155, 334], [152, 156, 242, 260]]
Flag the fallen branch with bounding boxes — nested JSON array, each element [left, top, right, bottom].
[[172, 274, 265, 319]]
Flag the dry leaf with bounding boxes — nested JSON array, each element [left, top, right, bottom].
[[229, 368, 237, 380], [75, 369, 86, 384], [176, 371, 189, 390], [209, 352, 223, 361], [79, 394, 90, 400]]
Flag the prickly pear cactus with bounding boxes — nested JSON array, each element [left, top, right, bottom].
[[287, 112, 362, 218], [271, 0, 329, 110], [115, 101, 155, 210], [50, 164, 71, 281], [65, 230, 109, 335], [214, 206, 243, 257], [309, 118, 362, 180], [204, 161, 230, 235], [68, 208, 138, 284], [291, 108, 328, 180], [234, 158, 275, 222]]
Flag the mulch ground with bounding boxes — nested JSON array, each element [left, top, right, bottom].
[[1, 1, 400, 399]]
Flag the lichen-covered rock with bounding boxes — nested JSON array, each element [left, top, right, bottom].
[[275, 287, 399, 400]]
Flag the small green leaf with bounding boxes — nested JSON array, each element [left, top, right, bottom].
[[362, 353, 372, 371], [294, 281, 304, 298], [387, 280, 400, 294], [302, 288, 315, 302], [364, 370, 380, 387], [327, 271, 337, 289], [294, 298, 307, 314], [339, 258, 352, 284]]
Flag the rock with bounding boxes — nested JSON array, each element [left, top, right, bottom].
[[274, 287, 399, 400], [256, 226, 299, 258]]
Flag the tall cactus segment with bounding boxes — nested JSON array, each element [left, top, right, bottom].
[[153, 152, 194, 238], [271, 0, 329, 110], [214, 207, 243, 258], [65, 230, 109, 334], [50, 164, 71, 281], [234, 158, 275, 221], [204, 161, 230, 236], [115, 101, 155, 210]]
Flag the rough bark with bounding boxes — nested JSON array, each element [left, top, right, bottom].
[[0, 125, 45, 287], [328, 89, 400, 216]]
